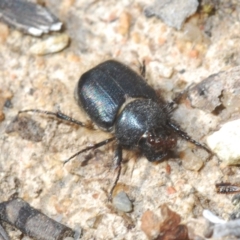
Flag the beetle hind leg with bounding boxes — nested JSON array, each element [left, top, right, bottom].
[[18, 109, 93, 128], [108, 145, 123, 201]]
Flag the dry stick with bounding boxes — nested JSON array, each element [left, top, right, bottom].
[[0, 198, 75, 240]]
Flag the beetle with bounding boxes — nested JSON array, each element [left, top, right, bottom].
[[19, 60, 210, 199]]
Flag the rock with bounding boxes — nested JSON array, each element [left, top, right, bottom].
[[113, 191, 133, 213], [181, 148, 204, 171], [0, 0, 62, 36], [207, 119, 240, 165], [144, 0, 199, 30], [29, 34, 70, 55]]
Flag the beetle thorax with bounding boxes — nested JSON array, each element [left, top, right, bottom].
[[115, 99, 169, 146]]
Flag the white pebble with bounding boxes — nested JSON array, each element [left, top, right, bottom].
[[203, 209, 226, 224], [113, 191, 133, 212], [29, 34, 69, 55], [207, 119, 240, 165]]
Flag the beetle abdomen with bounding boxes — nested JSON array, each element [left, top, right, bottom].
[[77, 60, 157, 130]]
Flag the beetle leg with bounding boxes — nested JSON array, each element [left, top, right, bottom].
[[19, 109, 91, 128], [167, 121, 211, 153], [63, 137, 115, 164], [108, 145, 123, 201], [139, 59, 146, 78], [166, 84, 194, 113]]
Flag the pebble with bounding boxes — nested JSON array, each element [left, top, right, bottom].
[[181, 148, 204, 171], [144, 0, 199, 30], [0, 0, 62, 36], [0, 23, 9, 44], [207, 119, 240, 165], [212, 219, 240, 239], [112, 191, 133, 213], [29, 34, 70, 55], [141, 210, 160, 239], [117, 11, 132, 36], [203, 209, 226, 224], [0, 111, 4, 122], [141, 204, 188, 240]]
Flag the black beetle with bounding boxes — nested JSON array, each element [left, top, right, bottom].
[[77, 60, 179, 161], [19, 60, 209, 198]]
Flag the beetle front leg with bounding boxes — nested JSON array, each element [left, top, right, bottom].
[[64, 137, 115, 164], [108, 145, 123, 201], [166, 84, 194, 113]]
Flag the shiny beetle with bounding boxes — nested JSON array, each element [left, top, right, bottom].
[[20, 60, 209, 198]]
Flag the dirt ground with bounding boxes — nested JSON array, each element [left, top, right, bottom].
[[1, 0, 240, 239]]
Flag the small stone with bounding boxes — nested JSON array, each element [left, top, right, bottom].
[[144, 0, 199, 30], [207, 119, 240, 165], [232, 193, 240, 207], [141, 210, 160, 239], [131, 32, 141, 43], [117, 12, 132, 36], [0, 0, 62, 36], [181, 149, 204, 171], [86, 215, 103, 229], [203, 220, 214, 238], [29, 34, 70, 55], [203, 209, 226, 224], [112, 191, 133, 213], [4, 99, 12, 108], [0, 111, 5, 122], [0, 23, 9, 43], [166, 186, 177, 195], [141, 204, 188, 240], [213, 219, 240, 239]]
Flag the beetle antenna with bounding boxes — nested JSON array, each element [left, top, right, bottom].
[[63, 137, 116, 165], [167, 121, 212, 153]]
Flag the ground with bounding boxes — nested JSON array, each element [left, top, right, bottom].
[[0, 0, 240, 239]]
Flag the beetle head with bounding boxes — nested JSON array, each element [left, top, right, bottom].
[[138, 128, 177, 162]]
